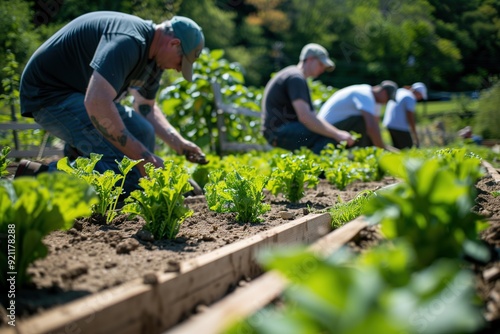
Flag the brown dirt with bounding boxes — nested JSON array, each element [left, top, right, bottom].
[[472, 174, 500, 331], [1, 164, 500, 333]]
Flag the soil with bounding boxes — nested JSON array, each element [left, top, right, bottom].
[[1, 163, 500, 333]]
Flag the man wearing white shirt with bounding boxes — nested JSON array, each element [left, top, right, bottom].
[[318, 80, 398, 148], [382, 82, 427, 149]]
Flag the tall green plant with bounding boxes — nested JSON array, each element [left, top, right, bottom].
[[0, 173, 97, 287], [0, 146, 11, 177], [158, 49, 264, 153]]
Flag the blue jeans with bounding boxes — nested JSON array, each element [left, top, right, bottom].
[[268, 122, 339, 154], [32, 93, 155, 194]]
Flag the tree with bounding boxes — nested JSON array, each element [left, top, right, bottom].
[[427, 0, 500, 90], [0, 1, 40, 98]]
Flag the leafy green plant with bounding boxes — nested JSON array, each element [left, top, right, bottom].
[[365, 153, 488, 269], [205, 166, 270, 223], [57, 154, 141, 223], [323, 161, 363, 190], [0, 173, 97, 287], [0, 146, 11, 177], [350, 146, 386, 181], [122, 161, 193, 239], [267, 153, 321, 203]]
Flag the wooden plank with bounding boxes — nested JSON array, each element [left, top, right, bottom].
[[211, 81, 272, 155], [167, 217, 369, 334], [7, 148, 63, 159], [4, 213, 332, 334], [220, 142, 272, 153], [482, 160, 500, 184], [218, 102, 261, 118], [0, 122, 43, 130]]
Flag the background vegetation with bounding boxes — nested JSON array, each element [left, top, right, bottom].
[[1, 0, 499, 152], [2, 0, 499, 91]]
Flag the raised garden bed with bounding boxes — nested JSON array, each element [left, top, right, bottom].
[[1, 161, 499, 334], [0, 166, 395, 333]]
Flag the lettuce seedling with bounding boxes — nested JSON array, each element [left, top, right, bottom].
[[267, 153, 321, 203], [324, 161, 364, 190], [0, 173, 97, 287], [122, 161, 193, 239], [205, 166, 270, 223]]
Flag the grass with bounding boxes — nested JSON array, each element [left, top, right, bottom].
[[328, 190, 375, 228]]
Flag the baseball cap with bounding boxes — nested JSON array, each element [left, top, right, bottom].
[[411, 82, 428, 100], [171, 16, 205, 82], [380, 80, 398, 101], [300, 43, 335, 71]]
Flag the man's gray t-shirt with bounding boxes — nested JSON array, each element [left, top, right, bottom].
[[261, 65, 314, 137], [20, 11, 161, 117]]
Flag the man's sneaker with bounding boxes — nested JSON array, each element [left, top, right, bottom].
[[14, 160, 49, 178]]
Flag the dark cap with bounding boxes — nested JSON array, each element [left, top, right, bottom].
[[380, 80, 398, 101], [171, 16, 204, 82]]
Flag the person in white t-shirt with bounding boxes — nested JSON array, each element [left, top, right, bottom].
[[318, 80, 398, 148], [382, 82, 427, 149]]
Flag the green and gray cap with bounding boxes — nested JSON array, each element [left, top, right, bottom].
[[380, 80, 398, 101], [299, 43, 335, 71], [171, 16, 204, 82]]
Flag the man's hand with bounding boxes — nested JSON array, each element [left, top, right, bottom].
[[336, 130, 356, 147], [137, 154, 164, 176], [180, 141, 209, 164], [184, 150, 209, 164]]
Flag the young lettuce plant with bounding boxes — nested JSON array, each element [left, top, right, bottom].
[[122, 161, 193, 239], [57, 154, 141, 223], [0, 173, 97, 288], [267, 153, 321, 203], [205, 166, 270, 223], [324, 161, 364, 190]]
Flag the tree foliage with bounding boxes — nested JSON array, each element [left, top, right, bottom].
[[1, 0, 499, 100]]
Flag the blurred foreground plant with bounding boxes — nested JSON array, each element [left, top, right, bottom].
[[0, 173, 97, 287]]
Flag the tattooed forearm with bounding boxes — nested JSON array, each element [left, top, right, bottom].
[[90, 115, 128, 147], [90, 115, 114, 140], [139, 104, 152, 117], [117, 131, 127, 147]]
